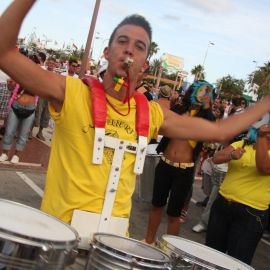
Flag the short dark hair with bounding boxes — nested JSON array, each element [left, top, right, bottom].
[[232, 97, 242, 107], [19, 47, 28, 57], [38, 52, 47, 62], [109, 14, 152, 54], [29, 54, 40, 64], [240, 97, 247, 107]]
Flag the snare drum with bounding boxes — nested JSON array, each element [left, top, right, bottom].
[[159, 235, 254, 270], [0, 199, 79, 270], [85, 233, 172, 269]]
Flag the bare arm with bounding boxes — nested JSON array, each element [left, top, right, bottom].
[[212, 145, 245, 164], [158, 98, 270, 142], [256, 125, 270, 174], [0, 0, 65, 111]]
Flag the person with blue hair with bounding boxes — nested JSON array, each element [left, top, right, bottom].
[[144, 80, 216, 244]]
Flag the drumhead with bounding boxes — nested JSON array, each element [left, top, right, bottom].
[[94, 233, 170, 263], [0, 199, 77, 242], [162, 235, 254, 270]]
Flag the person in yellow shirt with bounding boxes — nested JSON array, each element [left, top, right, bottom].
[[206, 124, 270, 265], [1, 0, 270, 244]]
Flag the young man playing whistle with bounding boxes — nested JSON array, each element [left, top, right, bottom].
[[0, 0, 270, 248]]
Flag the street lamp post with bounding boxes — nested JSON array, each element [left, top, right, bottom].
[[199, 41, 214, 80], [202, 41, 215, 68]]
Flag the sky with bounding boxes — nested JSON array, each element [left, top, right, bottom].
[[1, 0, 270, 84]]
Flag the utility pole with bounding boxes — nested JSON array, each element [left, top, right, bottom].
[[79, 0, 101, 78]]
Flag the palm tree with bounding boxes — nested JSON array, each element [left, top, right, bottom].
[[217, 75, 244, 98], [150, 59, 161, 75], [191, 64, 205, 81], [247, 62, 270, 85], [149, 58, 162, 85], [247, 61, 270, 99], [148, 42, 159, 61], [259, 62, 270, 86]]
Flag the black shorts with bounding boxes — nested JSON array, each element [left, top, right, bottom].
[[152, 159, 194, 217]]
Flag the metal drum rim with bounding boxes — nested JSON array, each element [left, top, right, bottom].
[[93, 233, 171, 265], [0, 199, 79, 249], [160, 235, 254, 270]]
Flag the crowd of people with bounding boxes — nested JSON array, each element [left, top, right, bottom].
[[0, 0, 270, 267], [0, 51, 85, 163]]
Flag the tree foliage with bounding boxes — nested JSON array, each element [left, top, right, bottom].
[[149, 58, 161, 75], [148, 41, 159, 61], [247, 61, 270, 99], [216, 75, 245, 99], [191, 65, 205, 81]]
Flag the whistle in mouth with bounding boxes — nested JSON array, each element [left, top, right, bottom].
[[124, 57, 134, 68], [113, 77, 128, 91]]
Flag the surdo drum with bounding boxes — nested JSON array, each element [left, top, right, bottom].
[[85, 233, 172, 269], [0, 199, 79, 270], [159, 235, 254, 270]]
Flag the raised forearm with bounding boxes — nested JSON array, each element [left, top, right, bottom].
[[0, 0, 36, 56], [216, 98, 270, 140], [159, 98, 270, 143], [212, 146, 235, 164]]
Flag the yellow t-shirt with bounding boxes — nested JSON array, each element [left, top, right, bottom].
[[220, 140, 270, 210], [41, 77, 163, 223]]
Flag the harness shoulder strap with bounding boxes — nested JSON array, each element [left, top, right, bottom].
[[133, 91, 149, 137], [82, 77, 106, 128], [82, 77, 150, 139], [82, 77, 106, 164], [82, 77, 150, 173], [133, 92, 149, 174]]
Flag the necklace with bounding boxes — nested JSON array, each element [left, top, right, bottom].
[[106, 97, 131, 116], [82, 76, 149, 137]]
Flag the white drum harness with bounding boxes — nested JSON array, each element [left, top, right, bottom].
[[71, 77, 150, 248]]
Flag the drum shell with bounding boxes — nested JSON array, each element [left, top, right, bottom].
[[0, 231, 78, 270], [85, 233, 172, 270], [158, 235, 254, 270], [0, 199, 79, 270]]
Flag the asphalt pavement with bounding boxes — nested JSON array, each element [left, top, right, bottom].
[[0, 128, 269, 269]]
